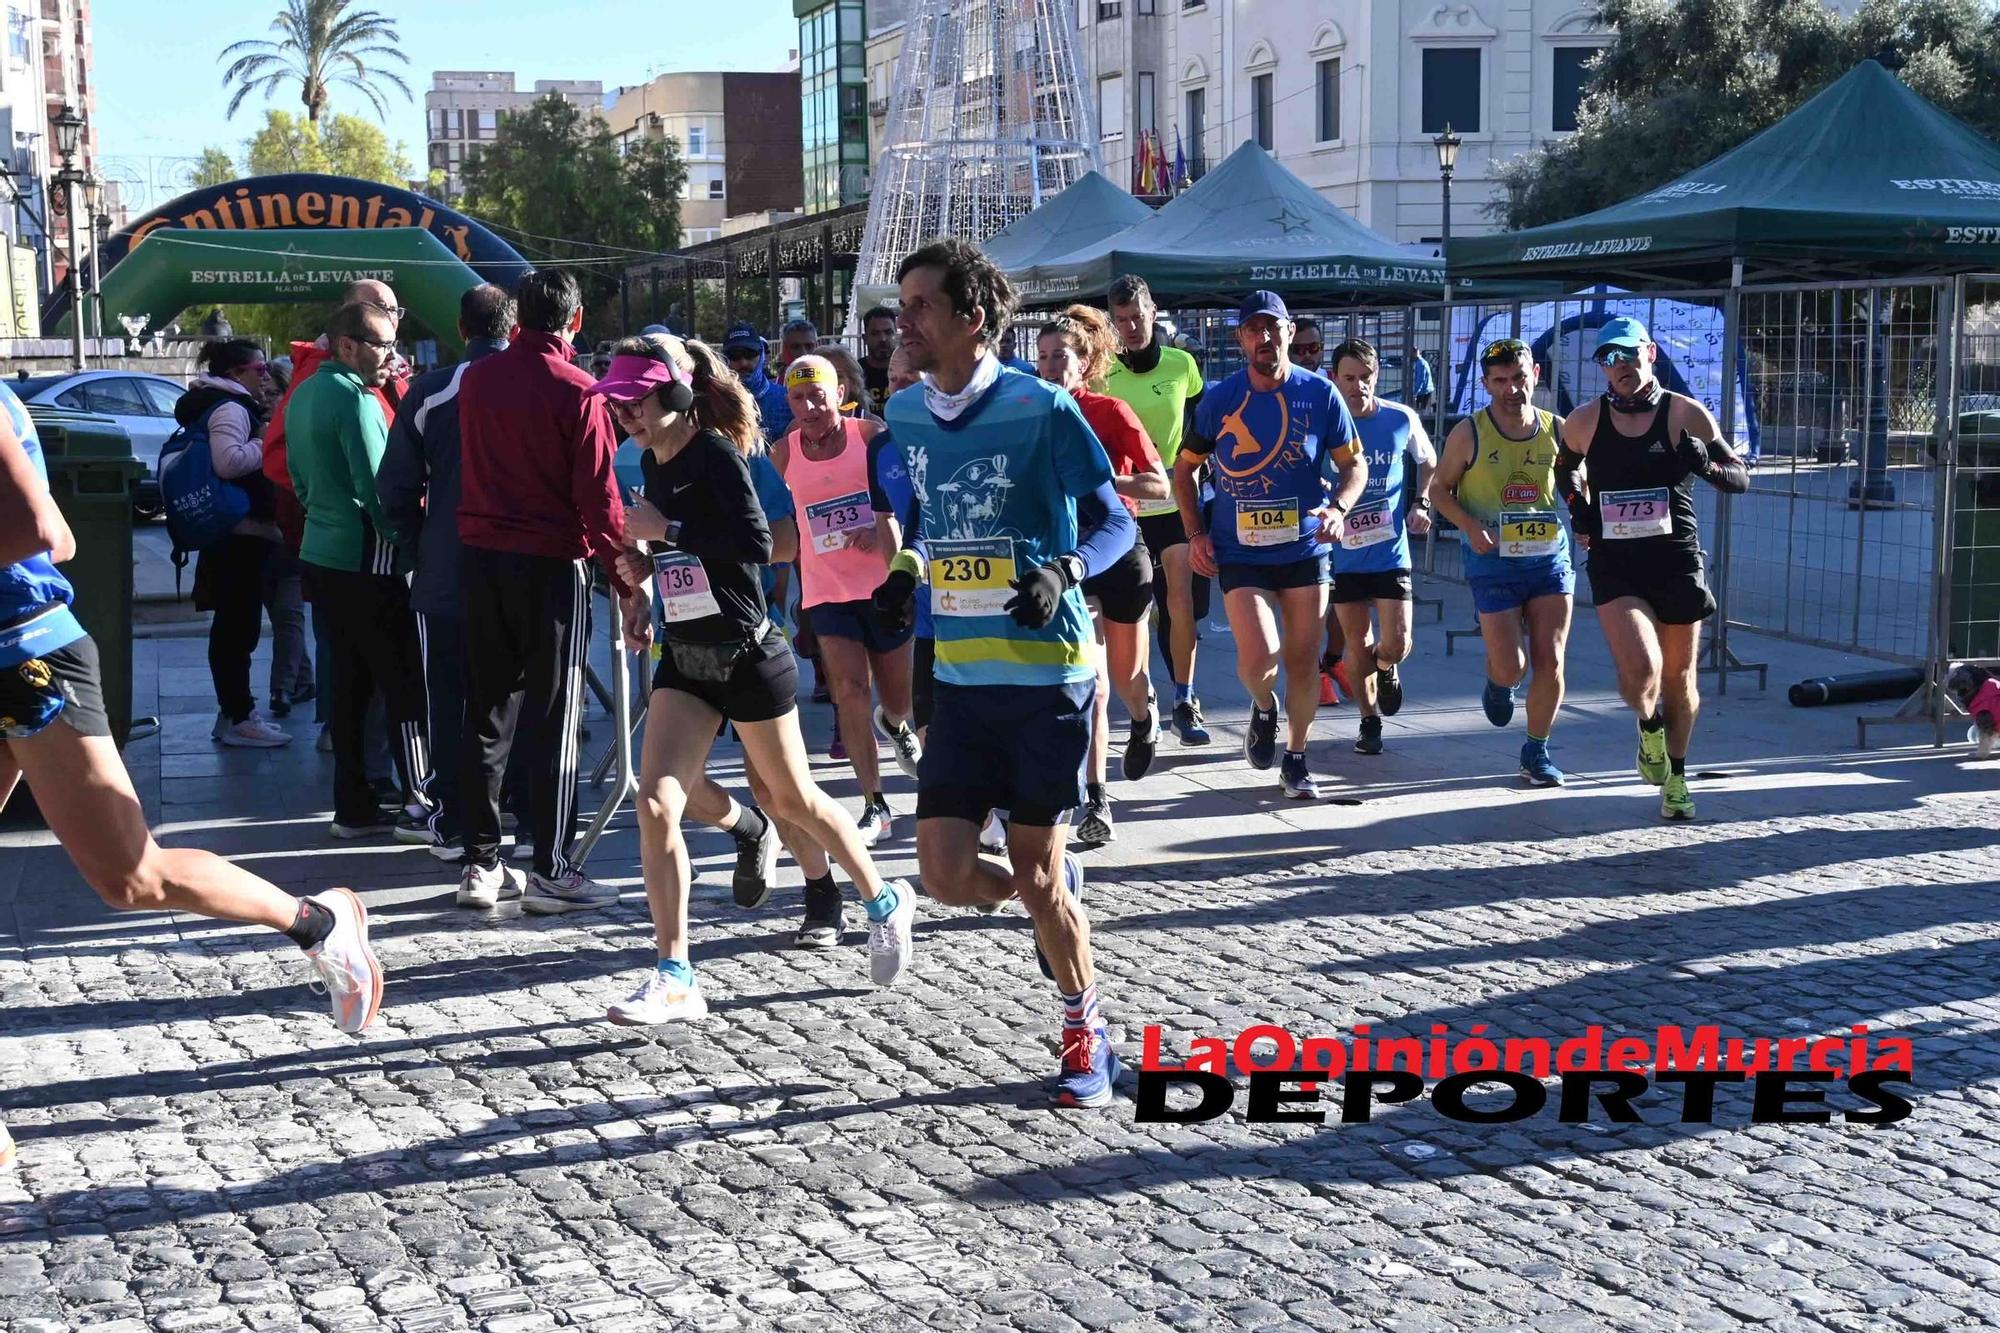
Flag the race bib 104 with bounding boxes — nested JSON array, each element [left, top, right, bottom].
[[653, 551, 721, 623], [1236, 500, 1300, 548], [928, 537, 1016, 618], [805, 490, 875, 554], [1599, 487, 1672, 540], [1499, 510, 1562, 558]]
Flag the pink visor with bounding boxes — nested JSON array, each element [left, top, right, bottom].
[[588, 353, 689, 401]]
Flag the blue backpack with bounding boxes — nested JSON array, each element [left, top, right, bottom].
[[159, 408, 250, 559]]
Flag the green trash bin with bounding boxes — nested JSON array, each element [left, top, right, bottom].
[[30, 407, 146, 747]]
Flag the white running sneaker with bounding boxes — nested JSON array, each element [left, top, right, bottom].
[[607, 969, 708, 1025], [857, 798, 892, 849], [0, 1120, 15, 1171], [457, 861, 525, 909], [979, 810, 1008, 856], [868, 881, 917, 988], [303, 888, 383, 1034], [217, 713, 292, 748], [873, 705, 924, 780], [523, 870, 618, 915]]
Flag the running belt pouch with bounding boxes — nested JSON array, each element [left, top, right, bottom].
[[667, 636, 748, 683]]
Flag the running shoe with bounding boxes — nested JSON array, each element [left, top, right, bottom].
[[1053, 1025, 1123, 1109], [731, 812, 780, 909], [979, 810, 1008, 856], [1172, 699, 1212, 746], [867, 881, 916, 987], [1377, 665, 1404, 717], [1074, 794, 1115, 849], [316, 726, 334, 753], [1636, 723, 1669, 787], [1661, 772, 1696, 821], [457, 861, 524, 909], [829, 733, 847, 762], [216, 713, 292, 748], [1519, 740, 1566, 788], [811, 671, 832, 705], [1244, 703, 1279, 771], [328, 811, 396, 840], [1035, 852, 1085, 982], [427, 833, 464, 863], [303, 888, 383, 1035], [523, 870, 618, 915], [392, 809, 436, 846], [1354, 715, 1384, 756], [509, 838, 536, 862], [857, 797, 893, 848], [874, 705, 924, 780], [1482, 678, 1517, 728], [1318, 671, 1337, 707], [1279, 752, 1319, 800], [607, 969, 708, 1025], [795, 877, 844, 948], [0, 1121, 13, 1171], [1122, 697, 1159, 781]]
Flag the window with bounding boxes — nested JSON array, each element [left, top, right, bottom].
[[1316, 58, 1339, 142], [1099, 73, 1125, 140], [1552, 46, 1594, 132], [1421, 48, 1481, 134], [687, 124, 705, 156], [1251, 73, 1273, 151], [82, 379, 151, 418], [478, 109, 497, 137], [1137, 0, 1154, 11], [1097, 1, 1122, 19], [1137, 72, 1155, 137], [136, 379, 181, 416], [707, 177, 725, 200], [428, 108, 446, 139], [1184, 86, 1205, 177]]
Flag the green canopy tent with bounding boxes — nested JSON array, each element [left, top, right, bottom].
[[1013, 141, 1444, 307], [1450, 59, 2000, 286], [982, 170, 1155, 273]]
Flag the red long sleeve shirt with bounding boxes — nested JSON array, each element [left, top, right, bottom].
[[456, 330, 626, 583]]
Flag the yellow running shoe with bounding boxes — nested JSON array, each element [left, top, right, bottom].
[[1636, 723, 1669, 786], [1661, 772, 1695, 821]]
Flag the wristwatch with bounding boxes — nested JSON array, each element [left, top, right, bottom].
[[1053, 553, 1087, 588]]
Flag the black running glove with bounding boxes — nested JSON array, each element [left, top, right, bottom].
[[1676, 431, 1715, 480], [873, 564, 919, 636], [1005, 562, 1068, 630]]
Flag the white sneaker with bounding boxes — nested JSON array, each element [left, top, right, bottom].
[[979, 810, 1008, 856], [867, 881, 916, 988], [457, 861, 524, 909], [857, 799, 892, 848], [523, 870, 618, 915], [0, 1120, 15, 1171], [873, 705, 923, 779], [217, 714, 292, 747], [302, 888, 383, 1034], [607, 969, 708, 1025]]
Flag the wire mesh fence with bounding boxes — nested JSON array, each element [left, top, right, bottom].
[[1951, 275, 2000, 665]]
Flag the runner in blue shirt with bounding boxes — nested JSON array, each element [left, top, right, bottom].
[[1175, 290, 1366, 800], [0, 383, 384, 1042], [1324, 338, 1435, 757], [870, 239, 1135, 1109]]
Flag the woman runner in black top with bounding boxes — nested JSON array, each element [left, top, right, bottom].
[[1557, 316, 1747, 822], [595, 334, 914, 1027]]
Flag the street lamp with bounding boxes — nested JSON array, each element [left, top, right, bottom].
[[52, 103, 86, 371], [1433, 123, 1461, 261], [82, 174, 102, 342]]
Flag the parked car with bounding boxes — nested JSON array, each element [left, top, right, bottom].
[[11, 369, 189, 520]]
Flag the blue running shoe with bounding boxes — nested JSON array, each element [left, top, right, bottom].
[[1035, 851, 1085, 981], [1054, 1025, 1123, 1108], [1173, 699, 1212, 746], [1244, 703, 1279, 770], [1520, 740, 1566, 787], [1482, 679, 1517, 728]]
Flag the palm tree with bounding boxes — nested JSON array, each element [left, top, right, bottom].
[[220, 0, 411, 124]]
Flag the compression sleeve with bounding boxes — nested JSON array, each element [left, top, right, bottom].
[[1070, 478, 1135, 580], [1702, 439, 1749, 495]]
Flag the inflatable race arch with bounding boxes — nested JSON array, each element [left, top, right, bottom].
[[45, 173, 531, 354]]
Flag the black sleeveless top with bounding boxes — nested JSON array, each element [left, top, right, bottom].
[[1583, 399, 1703, 571]]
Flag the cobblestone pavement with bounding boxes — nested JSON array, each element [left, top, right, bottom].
[[4, 585, 2000, 1332]]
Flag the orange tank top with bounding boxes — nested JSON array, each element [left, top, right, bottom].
[[784, 417, 883, 608]]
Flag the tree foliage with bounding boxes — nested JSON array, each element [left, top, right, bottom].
[[457, 95, 688, 340], [1494, 0, 2000, 229], [220, 0, 410, 123], [192, 148, 237, 189]]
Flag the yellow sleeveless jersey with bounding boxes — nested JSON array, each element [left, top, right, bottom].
[[1458, 408, 1562, 527]]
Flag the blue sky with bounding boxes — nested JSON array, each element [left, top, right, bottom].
[[93, 0, 800, 210]]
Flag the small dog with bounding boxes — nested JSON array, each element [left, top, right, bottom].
[[1946, 663, 2000, 758]]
